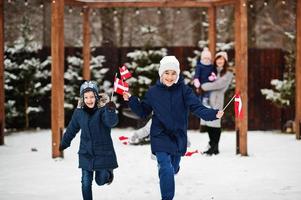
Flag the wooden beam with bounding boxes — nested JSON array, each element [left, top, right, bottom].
[[296, 0, 301, 140], [235, 0, 248, 156], [66, 0, 236, 8], [0, 0, 4, 145], [208, 5, 216, 56], [83, 7, 91, 80], [51, 0, 65, 158]]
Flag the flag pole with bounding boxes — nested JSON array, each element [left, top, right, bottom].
[[222, 94, 236, 111], [111, 73, 117, 101]]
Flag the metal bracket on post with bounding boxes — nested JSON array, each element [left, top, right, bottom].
[[236, 128, 240, 154]]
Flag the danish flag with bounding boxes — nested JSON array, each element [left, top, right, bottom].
[[114, 77, 129, 95], [234, 93, 243, 119], [119, 65, 132, 80]]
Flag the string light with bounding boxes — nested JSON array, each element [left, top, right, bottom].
[[264, 1, 268, 6], [113, 9, 118, 15], [202, 11, 206, 15], [40, 1, 44, 9], [249, 4, 254, 9], [80, 8, 84, 16], [24, 0, 28, 6], [135, 9, 140, 15], [281, 0, 286, 5], [52, 0, 55, 3], [157, 9, 162, 15], [242, 3, 246, 7], [176, 9, 181, 15], [8, 0, 12, 4], [92, 10, 97, 16], [220, 7, 225, 13], [68, 7, 73, 13]]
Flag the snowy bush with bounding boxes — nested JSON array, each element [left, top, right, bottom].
[[261, 79, 295, 107], [4, 16, 51, 129]]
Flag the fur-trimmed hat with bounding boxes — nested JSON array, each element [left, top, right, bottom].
[[79, 80, 100, 101], [158, 56, 180, 78], [215, 51, 228, 61]]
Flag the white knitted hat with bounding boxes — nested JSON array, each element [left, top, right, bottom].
[[201, 47, 212, 60], [215, 51, 228, 61], [158, 56, 180, 78]]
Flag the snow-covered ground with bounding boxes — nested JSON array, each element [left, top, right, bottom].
[[0, 129, 300, 200]]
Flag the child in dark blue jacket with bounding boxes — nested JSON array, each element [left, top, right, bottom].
[[59, 81, 118, 200], [193, 47, 217, 107], [123, 56, 224, 200]]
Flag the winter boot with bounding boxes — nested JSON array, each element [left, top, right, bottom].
[[107, 170, 114, 185]]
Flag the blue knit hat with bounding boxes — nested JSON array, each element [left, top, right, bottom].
[[80, 81, 99, 99]]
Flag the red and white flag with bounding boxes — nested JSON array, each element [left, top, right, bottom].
[[114, 77, 129, 95], [119, 65, 132, 80], [234, 93, 243, 119]]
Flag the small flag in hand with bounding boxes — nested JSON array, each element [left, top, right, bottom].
[[114, 77, 129, 95], [119, 65, 132, 80], [119, 136, 128, 141], [234, 93, 243, 119]]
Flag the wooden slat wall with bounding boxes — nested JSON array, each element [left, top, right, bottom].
[[0, 0, 4, 145]]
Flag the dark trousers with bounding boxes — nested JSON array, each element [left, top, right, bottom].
[[206, 126, 222, 149], [81, 169, 111, 200]]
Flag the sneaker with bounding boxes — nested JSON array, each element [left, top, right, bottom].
[[107, 170, 114, 185]]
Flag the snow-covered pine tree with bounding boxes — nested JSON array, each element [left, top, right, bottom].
[[4, 16, 51, 129], [125, 25, 167, 97]]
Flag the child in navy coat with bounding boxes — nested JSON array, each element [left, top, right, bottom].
[[123, 56, 223, 200], [59, 81, 118, 200], [193, 47, 216, 107]]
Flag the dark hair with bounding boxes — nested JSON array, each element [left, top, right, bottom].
[[213, 55, 229, 77]]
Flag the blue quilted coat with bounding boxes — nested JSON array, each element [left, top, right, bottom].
[[128, 76, 218, 156]]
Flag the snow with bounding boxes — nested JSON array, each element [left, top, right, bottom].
[[0, 129, 301, 200]]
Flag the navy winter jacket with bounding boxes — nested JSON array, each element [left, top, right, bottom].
[[128, 76, 218, 156], [61, 105, 119, 171], [194, 60, 215, 84]]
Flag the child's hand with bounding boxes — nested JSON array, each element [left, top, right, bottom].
[[216, 110, 224, 119], [123, 92, 131, 101], [193, 79, 200, 88]]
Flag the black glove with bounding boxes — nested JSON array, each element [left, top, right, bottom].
[[59, 143, 65, 151], [106, 101, 116, 110]]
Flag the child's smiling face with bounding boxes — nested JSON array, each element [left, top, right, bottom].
[[84, 91, 96, 108], [161, 70, 178, 87]]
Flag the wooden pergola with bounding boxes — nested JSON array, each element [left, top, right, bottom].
[[0, 0, 300, 158]]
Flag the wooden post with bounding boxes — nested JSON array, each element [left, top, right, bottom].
[[208, 5, 216, 56], [0, 0, 4, 145], [296, 0, 301, 140], [51, 0, 65, 158], [235, 0, 248, 156], [83, 6, 91, 81]]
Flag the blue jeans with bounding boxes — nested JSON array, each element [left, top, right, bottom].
[[81, 169, 112, 200], [156, 152, 181, 200]]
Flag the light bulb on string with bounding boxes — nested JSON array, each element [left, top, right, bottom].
[[80, 8, 84, 16], [135, 9, 140, 15], [220, 7, 225, 13], [202, 11, 206, 15], [113, 9, 118, 15], [52, 0, 55, 3], [24, 0, 28, 6], [8, 0, 12, 4], [92, 10, 97, 16], [264, 1, 268, 6], [249, 4, 254, 9], [40, 1, 44, 9], [281, 0, 286, 5], [68, 7, 73, 13], [176, 9, 181, 15], [157, 8, 162, 15]]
